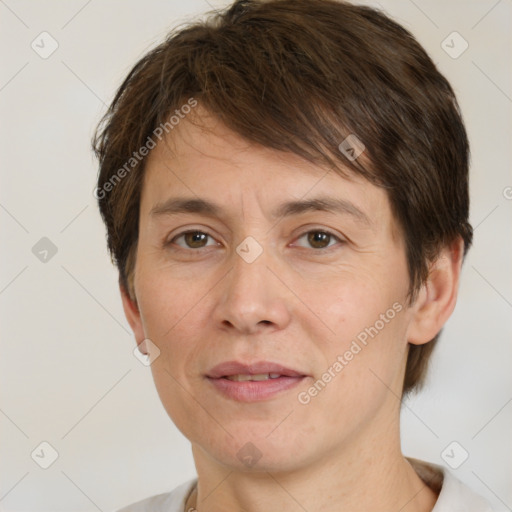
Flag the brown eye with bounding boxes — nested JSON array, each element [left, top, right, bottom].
[[172, 231, 215, 249], [293, 230, 343, 250], [184, 231, 208, 248], [307, 231, 333, 249]]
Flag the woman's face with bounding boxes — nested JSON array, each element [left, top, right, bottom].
[[126, 111, 418, 473]]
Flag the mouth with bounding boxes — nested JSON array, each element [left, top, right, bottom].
[[206, 360, 308, 402], [224, 372, 284, 381]]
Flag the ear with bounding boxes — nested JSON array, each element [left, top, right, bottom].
[[406, 237, 464, 345], [120, 281, 146, 350]]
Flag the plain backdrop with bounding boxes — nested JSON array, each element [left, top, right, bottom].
[[0, 0, 511, 511]]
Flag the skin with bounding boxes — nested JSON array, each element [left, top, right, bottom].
[[121, 108, 463, 512]]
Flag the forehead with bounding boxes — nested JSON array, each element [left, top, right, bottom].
[[141, 110, 399, 239]]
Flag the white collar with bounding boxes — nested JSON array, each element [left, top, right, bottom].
[[116, 458, 495, 511], [408, 458, 494, 511]]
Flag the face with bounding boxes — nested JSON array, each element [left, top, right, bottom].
[[126, 110, 419, 473]]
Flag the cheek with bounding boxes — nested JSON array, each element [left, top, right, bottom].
[[136, 272, 210, 437], [136, 263, 202, 337], [307, 274, 409, 400], [135, 268, 210, 401], [298, 313, 407, 438], [317, 266, 407, 341]]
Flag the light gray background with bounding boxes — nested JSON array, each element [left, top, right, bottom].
[[1, 0, 510, 511]]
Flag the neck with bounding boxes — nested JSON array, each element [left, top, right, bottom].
[[188, 419, 437, 512]]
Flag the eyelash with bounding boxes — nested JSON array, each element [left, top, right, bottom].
[[167, 228, 345, 252]]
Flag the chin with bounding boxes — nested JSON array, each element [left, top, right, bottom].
[[195, 433, 317, 474]]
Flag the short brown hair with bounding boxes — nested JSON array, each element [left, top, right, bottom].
[[93, 0, 472, 394]]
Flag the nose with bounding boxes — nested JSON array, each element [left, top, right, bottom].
[[212, 246, 292, 335]]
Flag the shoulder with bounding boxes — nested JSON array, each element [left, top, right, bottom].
[[113, 463, 497, 512], [434, 469, 494, 511], [113, 478, 197, 512], [408, 458, 495, 512]]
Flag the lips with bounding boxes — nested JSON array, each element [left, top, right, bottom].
[[206, 361, 308, 402], [207, 360, 305, 379]]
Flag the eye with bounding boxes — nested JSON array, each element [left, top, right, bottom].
[[293, 229, 343, 250], [170, 230, 218, 249]]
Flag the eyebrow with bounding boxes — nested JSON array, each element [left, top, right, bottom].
[[150, 196, 371, 226]]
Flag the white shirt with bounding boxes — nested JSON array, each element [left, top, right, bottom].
[[115, 459, 494, 512]]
